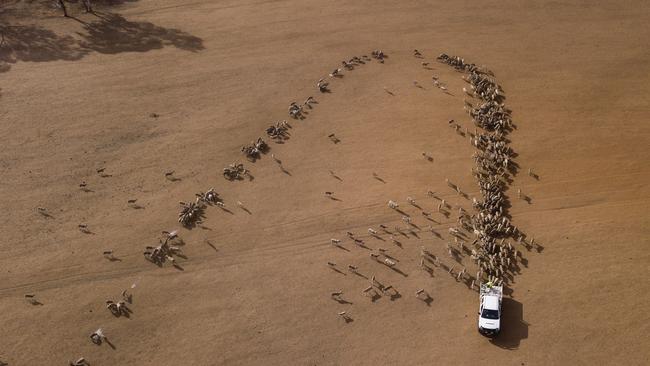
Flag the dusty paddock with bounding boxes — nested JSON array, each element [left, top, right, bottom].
[[0, 0, 649, 365]]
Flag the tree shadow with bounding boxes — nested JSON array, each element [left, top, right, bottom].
[[490, 298, 529, 349], [80, 12, 204, 53], [0, 11, 203, 73], [0, 24, 87, 73]]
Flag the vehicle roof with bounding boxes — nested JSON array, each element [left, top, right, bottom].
[[483, 296, 499, 310]]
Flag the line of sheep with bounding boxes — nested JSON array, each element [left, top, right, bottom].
[[438, 53, 527, 286]]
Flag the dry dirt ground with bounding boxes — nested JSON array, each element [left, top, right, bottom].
[[1, 0, 649, 365]]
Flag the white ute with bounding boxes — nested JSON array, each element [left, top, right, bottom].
[[478, 283, 502, 336]]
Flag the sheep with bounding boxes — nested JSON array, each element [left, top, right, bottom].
[[25, 294, 40, 305], [122, 290, 132, 303], [330, 239, 341, 245], [103, 250, 116, 261], [415, 289, 432, 303], [329, 69, 342, 77], [457, 268, 466, 281], [304, 96, 315, 107], [89, 328, 105, 345], [162, 230, 178, 240], [338, 311, 351, 322], [387, 200, 399, 209], [448, 227, 460, 236], [368, 228, 378, 235], [383, 258, 396, 267], [69, 357, 88, 366], [317, 79, 329, 92]]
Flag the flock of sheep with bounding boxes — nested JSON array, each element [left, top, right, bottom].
[[19, 48, 537, 365], [438, 53, 537, 286], [322, 51, 537, 322]]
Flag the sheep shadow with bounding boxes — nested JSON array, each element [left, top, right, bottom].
[[280, 166, 292, 176], [217, 206, 235, 215], [354, 242, 372, 250], [105, 338, 117, 350], [333, 298, 353, 305], [342, 316, 354, 323], [386, 266, 408, 277], [205, 240, 218, 252], [352, 271, 368, 280], [369, 293, 382, 303], [38, 211, 54, 219], [419, 294, 433, 306]]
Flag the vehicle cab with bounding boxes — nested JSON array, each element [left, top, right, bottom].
[[478, 284, 502, 336]]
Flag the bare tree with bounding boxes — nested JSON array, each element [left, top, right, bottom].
[[82, 0, 93, 13], [57, 0, 69, 17]]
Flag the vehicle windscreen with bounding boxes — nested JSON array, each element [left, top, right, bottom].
[[481, 308, 499, 320]]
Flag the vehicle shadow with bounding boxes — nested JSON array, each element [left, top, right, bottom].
[[490, 298, 529, 349]]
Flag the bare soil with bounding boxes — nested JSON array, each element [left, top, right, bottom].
[[1, 0, 649, 365]]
